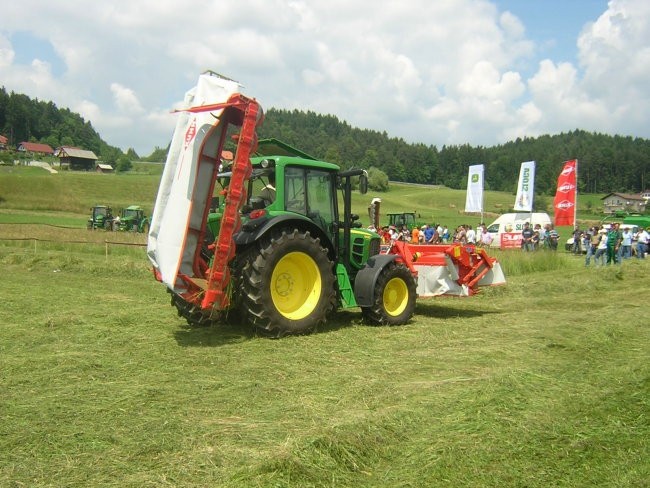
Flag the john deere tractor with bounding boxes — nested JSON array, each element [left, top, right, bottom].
[[87, 205, 115, 230], [147, 72, 504, 338], [117, 205, 150, 233]]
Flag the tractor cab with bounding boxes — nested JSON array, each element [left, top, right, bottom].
[[387, 212, 421, 229]]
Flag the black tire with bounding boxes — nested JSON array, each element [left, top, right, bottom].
[[170, 291, 215, 327], [361, 262, 417, 325], [241, 229, 336, 337]]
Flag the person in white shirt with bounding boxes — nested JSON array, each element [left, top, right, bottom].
[[594, 229, 608, 265], [620, 226, 633, 259], [635, 228, 649, 259], [465, 225, 476, 244]]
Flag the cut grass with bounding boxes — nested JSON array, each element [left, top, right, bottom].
[[1, 244, 648, 487]]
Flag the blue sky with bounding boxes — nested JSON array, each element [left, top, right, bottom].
[[496, 0, 608, 66], [1, 0, 648, 155]]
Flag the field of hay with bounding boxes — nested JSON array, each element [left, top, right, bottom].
[[1, 165, 647, 487]]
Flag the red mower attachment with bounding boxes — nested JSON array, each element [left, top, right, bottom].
[[383, 240, 506, 297]]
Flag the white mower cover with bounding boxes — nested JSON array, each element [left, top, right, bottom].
[[414, 257, 506, 297], [147, 73, 242, 290]]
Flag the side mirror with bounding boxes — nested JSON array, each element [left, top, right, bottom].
[[359, 171, 368, 195]]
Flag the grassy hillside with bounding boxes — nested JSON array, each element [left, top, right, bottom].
[[0, 165, 606, 237]]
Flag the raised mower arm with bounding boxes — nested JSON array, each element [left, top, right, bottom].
[[147, 72, 263, 313]]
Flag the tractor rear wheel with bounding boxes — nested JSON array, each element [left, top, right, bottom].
[[361, 262, 416, 325], [241, 229, 336, 337]]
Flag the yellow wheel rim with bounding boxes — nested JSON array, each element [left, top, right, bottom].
[[383, 277, 408, 317], [271, 251, 322, 320]]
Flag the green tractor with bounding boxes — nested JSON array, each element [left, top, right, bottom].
[[386, 211, 424, 229], [87, 205, 115, 230], [117, 205, 150, 233], [171, 138, 406, 336], [147, 74, 504, 338]]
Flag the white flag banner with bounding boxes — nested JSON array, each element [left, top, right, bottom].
[[514, 161, 535, 211], [464, 164, 484, 213]]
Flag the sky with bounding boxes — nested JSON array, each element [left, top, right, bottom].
[[1, 0, 648, 156]]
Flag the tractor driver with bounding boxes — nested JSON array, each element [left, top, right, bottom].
[[259, 171, 276, 205]]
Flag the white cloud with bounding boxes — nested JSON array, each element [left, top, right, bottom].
[[110, 83, 145, 115], [0, 0, 648, 154]]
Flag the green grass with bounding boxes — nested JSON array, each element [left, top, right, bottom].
[[0, 239, 648, 487]]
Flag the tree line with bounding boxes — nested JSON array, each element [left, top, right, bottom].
[[259, 109, 649, 195], [2, 87, 648, 194], [0, 87, 128, 166]]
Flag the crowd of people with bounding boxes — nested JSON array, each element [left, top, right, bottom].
[[374, 223, 497, 248], [571, 223, 649, 265], [371, 220, 649, 264], [519, 222, 560, 251]]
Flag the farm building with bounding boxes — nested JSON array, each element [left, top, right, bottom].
[[17, 141, 54, 156], [55, 146, 99, 171], [0, 135, 7, 150], [95, 163, 114, 173], [601, 192, 647, 214]]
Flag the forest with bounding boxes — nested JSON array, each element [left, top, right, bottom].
[[1, 87, 648, 194], [259, 108, 650, 194], [0, 87, 126, 164]]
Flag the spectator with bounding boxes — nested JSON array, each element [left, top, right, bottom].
[[531, 231, 540, 250], [571, 225, 582, 254], [466, 225, 476, 244], [585, 226, 600, 266], [521, 222, 534, 251], [424, 224, 436, 244], [594, 228, 608, 265], [380, 226, 391, 244], [635, 227, 649, 258], [442, 226, 450, 243], [479, 226, 494, 248], [606, 223, 622, 265], [547, 224, 559, 251], [454, 225, 467, 244], [620, 226, 633, 259], [536, 223, 547, 249], [410, 225, 420, 244], [419, 225, 426, 243], [400, 225, 411, 242]]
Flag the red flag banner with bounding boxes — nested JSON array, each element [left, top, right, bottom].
[[553, 159, 577, 226]]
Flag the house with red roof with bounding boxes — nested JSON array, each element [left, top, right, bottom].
[[17, 141, 54, 155]]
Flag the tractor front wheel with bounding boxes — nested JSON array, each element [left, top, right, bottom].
[[361, 262, 416, 325], [241, 229, 336, 337], [170, 291, 215, 327]]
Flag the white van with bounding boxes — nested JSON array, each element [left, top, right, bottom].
[[486, 212, 552, 248]]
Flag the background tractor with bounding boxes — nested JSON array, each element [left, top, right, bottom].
[[87, 205, 115, 230], [147, 72, 505, 337], [117, 205, 150, 233]]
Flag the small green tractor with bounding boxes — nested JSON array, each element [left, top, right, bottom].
[[87, 205, 115, 230], [386, 211, 424, 229], [117, 205, 150, 233]]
